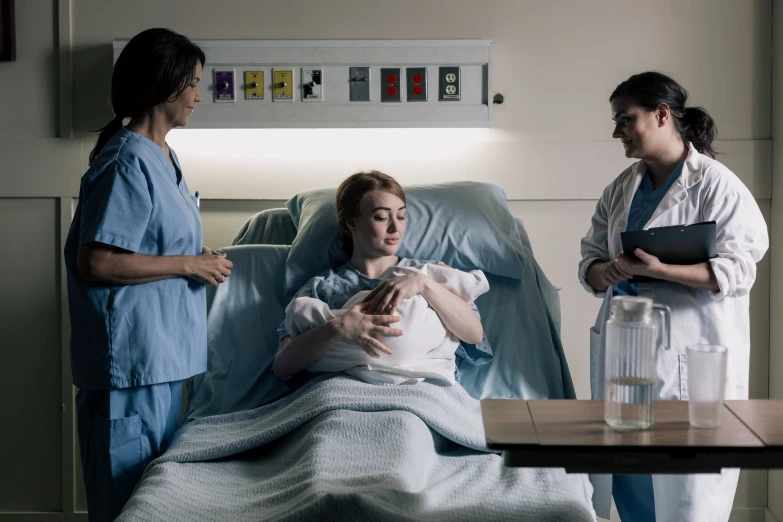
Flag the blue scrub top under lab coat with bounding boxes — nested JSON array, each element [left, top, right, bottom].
[[614, 161, 684, 297], [64, 128, 207, 390]]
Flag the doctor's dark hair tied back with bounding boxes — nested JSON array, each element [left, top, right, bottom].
[[610, 71, 718, 158], [335, 170, 406, 258], [89, 28, 206, 165]]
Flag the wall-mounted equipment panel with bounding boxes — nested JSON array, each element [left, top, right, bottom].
[[244, 71, 264, 100], [301, 68, 323, 101], [349, 67, 371, 102], [406, 67, 428, 102], [381, 68, 401, 102], [113, 39, 493, 128], [439, 66, 461, 101], [213, 69, 235, 102], [272, 69, 294, 102]]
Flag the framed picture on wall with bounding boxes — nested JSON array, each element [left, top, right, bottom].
[[0, 0, 16, 62]]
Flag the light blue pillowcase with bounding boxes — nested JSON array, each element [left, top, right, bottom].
[[284, 181, 526, 299]]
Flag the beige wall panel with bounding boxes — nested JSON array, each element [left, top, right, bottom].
[[0, 199, 62, 511]]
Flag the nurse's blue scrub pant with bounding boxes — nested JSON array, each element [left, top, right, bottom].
[[613, 474, 656, 522], [75, 380, 182, 522]]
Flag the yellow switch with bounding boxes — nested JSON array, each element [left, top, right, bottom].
[[244, 71, 264, 100], [273, 69, 294, 102]]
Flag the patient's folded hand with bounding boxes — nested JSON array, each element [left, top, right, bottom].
[[340, 291, 449, 365], [333, 304, 402, 359], [359, 273, 429, 316]]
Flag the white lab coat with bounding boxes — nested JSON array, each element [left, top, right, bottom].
[[578, 143, 769, 521]]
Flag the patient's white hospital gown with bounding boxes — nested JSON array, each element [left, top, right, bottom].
[[277, 258, 493, 380]]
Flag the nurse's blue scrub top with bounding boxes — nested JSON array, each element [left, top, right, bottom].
[[614, 161, 684, 297], [64, 128, 207, 390]]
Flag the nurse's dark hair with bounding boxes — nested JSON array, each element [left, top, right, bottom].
[[610, 71, 718, 158], [88, 28, 205, 165], [336, 171, 406, 258]]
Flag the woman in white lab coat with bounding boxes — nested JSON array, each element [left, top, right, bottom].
[[579, 71, 768, 522]]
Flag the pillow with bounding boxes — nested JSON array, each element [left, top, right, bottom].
[[284, 182, 526, 299]]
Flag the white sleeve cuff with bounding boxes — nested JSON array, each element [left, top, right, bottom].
[[578, 257, 607, 298]]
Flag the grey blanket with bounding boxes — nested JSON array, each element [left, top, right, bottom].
[[118, 375, 596, 521]]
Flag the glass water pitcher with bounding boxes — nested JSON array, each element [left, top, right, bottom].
[[605, 296, 671, 431]]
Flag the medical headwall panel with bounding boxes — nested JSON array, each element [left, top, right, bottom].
[[112, 39, 492, 128]]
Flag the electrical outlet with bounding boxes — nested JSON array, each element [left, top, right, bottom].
[[439, 66, 461, 101], [213, 69, 236, 102], [349, 67, 371, 102], [406, 67, 427, 102], [381, 68, 401, 102], [381, 67, 402, 102], [244, 71, 264, 100], [272, 69, 294, 102], [302, 68, 323, 101]]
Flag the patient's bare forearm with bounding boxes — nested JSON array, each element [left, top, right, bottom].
[[273, 322, 340, 379], [421, 280, 484, 344]]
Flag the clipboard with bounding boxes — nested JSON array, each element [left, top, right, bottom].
[[620, 221, 717, 282]]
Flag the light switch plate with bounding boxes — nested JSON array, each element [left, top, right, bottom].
[[349, 67, 371, 102]]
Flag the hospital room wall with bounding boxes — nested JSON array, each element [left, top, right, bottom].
[[769, 0, 783, 519], [0, 0, 774, 520]]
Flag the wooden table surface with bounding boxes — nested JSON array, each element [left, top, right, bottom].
[[481, 399, 783, 474]]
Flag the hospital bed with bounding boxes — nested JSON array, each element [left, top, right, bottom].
[[117, 182, 597, 521]]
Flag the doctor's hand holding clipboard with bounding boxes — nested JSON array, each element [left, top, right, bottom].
[[614, 221, 717, 285]]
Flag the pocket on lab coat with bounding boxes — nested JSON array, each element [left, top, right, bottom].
[[656, 349, 688, 400], [589, 326, 603, 399], [92, 413, 144, 502]]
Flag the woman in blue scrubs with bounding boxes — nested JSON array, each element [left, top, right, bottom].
[[64, 28, 233, 521]]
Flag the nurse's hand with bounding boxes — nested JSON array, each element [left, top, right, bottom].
[[599, 258, 633, 286], [334, 305, 402, 358], [615, 249, 664, 278], [187, 252, 233, 287], [202, 246, 222, 256]]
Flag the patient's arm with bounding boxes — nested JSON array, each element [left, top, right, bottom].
[[274, 323, 341, 379], [273, 307, 402, 379], [420, 279, 484, 345], [362, 269, 485, 345]]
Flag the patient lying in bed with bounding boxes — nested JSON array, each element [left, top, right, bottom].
[[284, 263, 489, 385]]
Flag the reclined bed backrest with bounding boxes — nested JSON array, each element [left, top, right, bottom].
[[232, 208, 298, 246], [185, 244, 306, 422]]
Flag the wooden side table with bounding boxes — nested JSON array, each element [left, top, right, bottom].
[[481, 399, 783, 474]]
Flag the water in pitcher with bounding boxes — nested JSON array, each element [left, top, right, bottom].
[[605, 376, 655, 430]]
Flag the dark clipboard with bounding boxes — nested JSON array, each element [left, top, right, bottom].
[[620, 221, 717, 283]]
